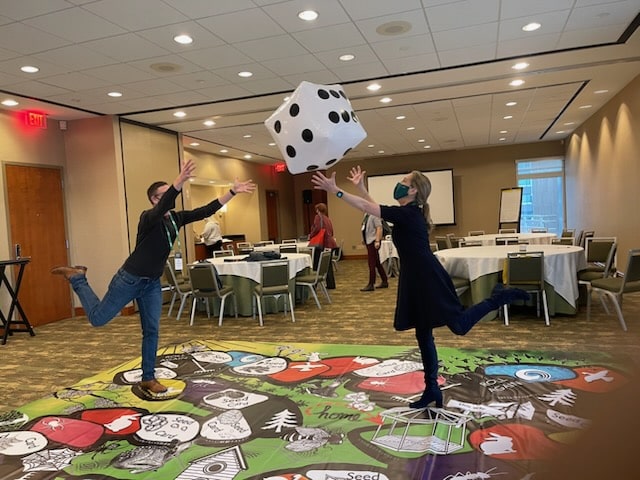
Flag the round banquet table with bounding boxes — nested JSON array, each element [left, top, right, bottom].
[[462, 232, 557, 246]]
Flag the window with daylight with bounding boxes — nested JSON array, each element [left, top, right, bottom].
[[516, 158, 565, 235]]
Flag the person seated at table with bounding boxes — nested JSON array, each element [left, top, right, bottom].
[[360, 212, 388, 291], [311, 166, 529, 409], [52, 159, 255, 394], [201, 216, 223, 257]]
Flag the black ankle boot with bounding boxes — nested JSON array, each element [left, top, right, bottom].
[[488, 284, 530, 308], [409, 386, 443, 409]]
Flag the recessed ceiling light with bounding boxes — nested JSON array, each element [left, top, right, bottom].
[[173, 111, 186, 118], [339, 54, 355, 61], [379, 97, 392, 103], [20, 65, 39, 73], [406, 126, 415, 131], [503, 115, 513, 119], [238, 71, 253, 78], [298, 10, 318, 21], [284, 96, 290, 102], [244, 154, 252, 159], [243, 134, 252, 138], [506, 101, 517, 106], [377, 150, 385, 154], [555, 131, 565, 134], [563, 122, 575, 126], [499, 137, 506, 141], [173, 34, 193, 45], [500, 130, 508, 134], [108, 91, 122, 97], [268, 142, 276, 146], [189, 142, 200, 146], [220, 149, 228, 153], [1, 99, 19, 107], [395, 115, 406, 120], [509, 79, 525, 87], [522, 22, 541, 32], [367, 83, 381, 92], [512, 62, 529, 70], [376, 20, 412, 36], [203, 120, 215, 127], [594, 89, 609, 94], [579, 105, 592, 109], [423, 145, 431, 149], [367, 144, 375, 148], [418, 139, 425, 143]]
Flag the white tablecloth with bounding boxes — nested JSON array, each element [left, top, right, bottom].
[[435, 245, 587, 307], [208, 253, 312, 283], [379, 240, 398, 264], [253, 242, 310, 253], [462, 233, 556, 246]]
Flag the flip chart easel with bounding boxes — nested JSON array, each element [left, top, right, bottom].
[[498, 187, 523, 232]]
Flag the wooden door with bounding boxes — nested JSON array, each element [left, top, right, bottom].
[[5, 164, 72, 325]]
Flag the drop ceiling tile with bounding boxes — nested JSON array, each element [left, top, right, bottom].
[[3, 80, 70, 97], [433, 23, 498, 52], [437, 44, 497, 67], [194, 84, 253, 102], [329, 60, 389, 82], [425, 0, 500, 32], [500, 0, 575, 19], [179, 45, 253, 70], [356, 9, 430, 43], [127, 54, 206, 78], [0, 0, 72, 21], [339, 0, 423, 20], [22, 8, 127, 42], [496, 34, 561, 58], [118, 78, 187, 96], [314, 44, 379, 68], [293, 23, 367, 53], [498, 11, 572, 41], [196, 8, 285, 43], [234, 35, 310, 61], [557, 24, 629, 48], [162, 0, 256, 18], [136, 21, 226, 52], [262, 55, 327, 76], [167, 71, 230, 90], [33, 45, 117, 70], [0, 55, 69, 78], [567, 0, 640, 29], [83, 0, 189, 30], [36, 71, 111, 91], [262, 0, 351, 32], [370, 33, 437, 60], [283, 70, 341, 87], [380, 53, 441, 75], [0, 23, 70, 54], [240, 77, 296, 95], [81, 63, 157, 84], [83, 34, 171, 62]]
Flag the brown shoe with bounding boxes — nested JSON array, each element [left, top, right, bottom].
[[139, 379, 167, 394], [376, 282, 389, 289], [51, 266, 86, 280]]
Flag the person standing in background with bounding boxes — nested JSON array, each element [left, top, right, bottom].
[[360, 213, 389, 291], [201, 216, 223, 257], [308, 202, 337, 289]]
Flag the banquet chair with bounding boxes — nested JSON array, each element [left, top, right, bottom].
[[495, 236, 519, 246], [255, 240, 275, 247], [561, 228, 576, 238], [224, 242, 236, 253], [188, 263, 237, 327], [331, 239, 344, 272], [447, 234, 464, 248], [498, 228, 517, 234], [429, 243, 438, 252], [296, 249, 333, 309], [468, 230, 485, 236], [163, 261, 192, 321], [531, 228, 548, 233], [298, 246, 316, 268], [279, 244, 298, 254], [253, 260, 295, 326], [552, 237, 575, 246], [237, 242, 254, 254], [579, 230, 595, 248], [502, 251, 550, 326], [587, 249, 640, 332], [213, 250, 234, 258], [435, 236, 450, 250], [578, 239, 617, 303], [282, 239, 297, 244], [459, 239, 482, 247]]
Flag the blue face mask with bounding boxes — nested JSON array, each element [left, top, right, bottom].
[[393, 182, 410, 200]]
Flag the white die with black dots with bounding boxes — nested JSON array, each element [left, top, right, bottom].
[[264, 81, 367, 175]]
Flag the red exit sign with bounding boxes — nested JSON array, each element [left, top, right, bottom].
[[25, 111, 47, 129], [274, 162, 287, 173]]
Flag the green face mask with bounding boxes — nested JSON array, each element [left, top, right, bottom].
[[393, 183, 410, 200]]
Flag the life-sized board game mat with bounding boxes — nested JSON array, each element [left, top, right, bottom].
[[0, 340, 631, 480]]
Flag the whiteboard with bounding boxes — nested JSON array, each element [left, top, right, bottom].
[[499, 187, 523, 223], [367, 169, 455, 225]]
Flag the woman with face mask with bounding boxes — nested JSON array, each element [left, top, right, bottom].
[[312, 166, 529, 409]]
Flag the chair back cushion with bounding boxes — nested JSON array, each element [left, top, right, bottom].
[[189, 263, 222, 292], [506, 252, 544, 288]]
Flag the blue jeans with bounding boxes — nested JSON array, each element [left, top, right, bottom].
[[70, 268, 162, 381]]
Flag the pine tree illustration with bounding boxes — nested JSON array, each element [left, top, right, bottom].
[[538, 388, 576, 406], [261, 409, 298, 433]]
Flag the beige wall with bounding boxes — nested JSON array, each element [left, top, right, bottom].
[[565, 73, 640, 268], [296, 142, 565, 257]]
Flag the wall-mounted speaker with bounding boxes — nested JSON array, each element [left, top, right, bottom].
[[302, 189, 312, 204]]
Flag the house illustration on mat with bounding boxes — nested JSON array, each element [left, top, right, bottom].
[[176, 445, 247, 479]]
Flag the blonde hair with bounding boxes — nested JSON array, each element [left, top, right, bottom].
[[409, 171, 433, 232]]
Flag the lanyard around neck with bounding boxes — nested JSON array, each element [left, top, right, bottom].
[[163, 212, 181, 251]]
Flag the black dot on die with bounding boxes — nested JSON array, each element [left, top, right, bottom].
[[301, 129, 313, 142], [343, 148, 352, 156], [326, 159, 337, 166], [286, 145, 296, 158], [339, 90, 346, 98], [289, 103, 300, 117], [274, 120, 281, 133], [341, 110, 350, 122], [330, 90, 340, 98], [317, 89, 330, 100], [351, 111, 358, 123], [306, 165, 319, 171], [328, 111, 340, 123]]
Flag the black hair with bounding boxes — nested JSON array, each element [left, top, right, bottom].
[[147, 181, 168, 202]]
